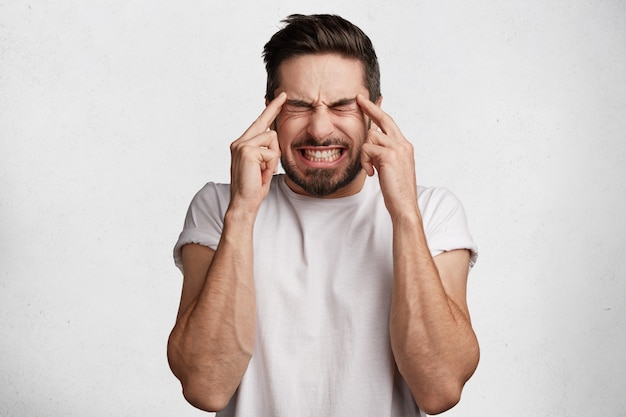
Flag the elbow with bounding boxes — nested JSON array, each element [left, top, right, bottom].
[[167, 338, 236, 412], [417, 358, 479, 414], [170, 361, 239, 412], [422, 341, 480, 414], [182, 382, 232, 412], [413, 375, 468, 415], [418, 387, 462, 415], [415, 362, 478, 415], [418, 360, 479, 414]]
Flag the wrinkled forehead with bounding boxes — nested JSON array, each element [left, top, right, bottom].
[[276, 53, 369, 102]]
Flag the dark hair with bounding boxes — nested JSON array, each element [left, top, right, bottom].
[[263, 14, 380, 101]]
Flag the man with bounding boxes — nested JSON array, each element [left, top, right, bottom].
[[168, 14, 479, 417]]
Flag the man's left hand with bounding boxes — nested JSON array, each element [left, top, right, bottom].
[[357, 94, 419, 221]]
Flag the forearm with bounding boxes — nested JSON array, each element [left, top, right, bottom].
[[168, 210, 257, 411], [389, 215, 479, 414]]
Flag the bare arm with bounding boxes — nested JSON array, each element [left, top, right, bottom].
[[391, 231, 479, 414], [167, 93, 287, 411], [358, 95, 479, 414]]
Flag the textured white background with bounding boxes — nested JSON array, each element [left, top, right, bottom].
[[1, 1, 625, 416]]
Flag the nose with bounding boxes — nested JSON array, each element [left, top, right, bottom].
[[306, 106, 335, 140]]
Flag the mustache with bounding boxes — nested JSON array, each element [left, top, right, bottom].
[[292, 137, 351, 148]]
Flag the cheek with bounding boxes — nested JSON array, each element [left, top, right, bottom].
[[279, 112, 311, 126], [276, 124, 297, 153], [336, 117, 368, 138], [276, 116, 307, 139]]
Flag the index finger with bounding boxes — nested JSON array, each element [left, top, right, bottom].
[[356, 94, 398, 135], [242, 92, 287, 139]]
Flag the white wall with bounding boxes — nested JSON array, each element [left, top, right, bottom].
[[1, 1, 625, 416]]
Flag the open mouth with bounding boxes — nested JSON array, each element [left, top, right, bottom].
[[300, 148, 344, 163]]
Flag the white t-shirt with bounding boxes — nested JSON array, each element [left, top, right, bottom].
[[174, 174, 478, 417]]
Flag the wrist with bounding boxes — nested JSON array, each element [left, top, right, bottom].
[[224, 205, 258, 232], [389, 203, 423, 228]]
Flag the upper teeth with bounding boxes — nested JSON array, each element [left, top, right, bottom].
[[304, 149, 341, 162]]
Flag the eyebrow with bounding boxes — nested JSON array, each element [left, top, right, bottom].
[[328, 98, 357, 108], [285, 98, 357, 108], [285, 99, 314, 108]]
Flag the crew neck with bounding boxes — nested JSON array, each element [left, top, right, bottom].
[[275, 174, 373, 206]]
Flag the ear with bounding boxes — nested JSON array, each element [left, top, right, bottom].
[[375, 95, 383, 107], [265, 96, 270, 107]]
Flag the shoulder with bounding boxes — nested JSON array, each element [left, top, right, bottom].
[[417, 186, 471, 239], [418, 186, 464, 217], [190, 182, 231, 206], [182, 182, 232, 233], [418, 186, 477, 265]]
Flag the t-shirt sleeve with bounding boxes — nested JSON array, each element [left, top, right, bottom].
[[419, 187, 478, 267], [173, 182, 230, 273]]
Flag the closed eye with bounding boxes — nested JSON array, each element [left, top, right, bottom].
[[283, 98, 359, 114], [331, 104, 358, 112], [285, 100, 313, 113], [285, 106, 312, 113], [330, 102, 359, 114]]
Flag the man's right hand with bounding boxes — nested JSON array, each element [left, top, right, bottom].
[[228, 92, 287, 215]]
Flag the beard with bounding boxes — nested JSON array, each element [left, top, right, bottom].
[[281, 139, 364, 197]]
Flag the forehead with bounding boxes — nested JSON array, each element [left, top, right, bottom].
[[277, 53, 368, 101]]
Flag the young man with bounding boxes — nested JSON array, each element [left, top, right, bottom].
[[168, 14, 479, 417]]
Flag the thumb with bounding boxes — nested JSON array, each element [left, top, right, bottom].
[[360, 143, 376, 177], [369, 119, 381, 133]]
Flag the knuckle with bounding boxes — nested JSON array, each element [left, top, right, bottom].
[[230, 140, 241, 153]]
